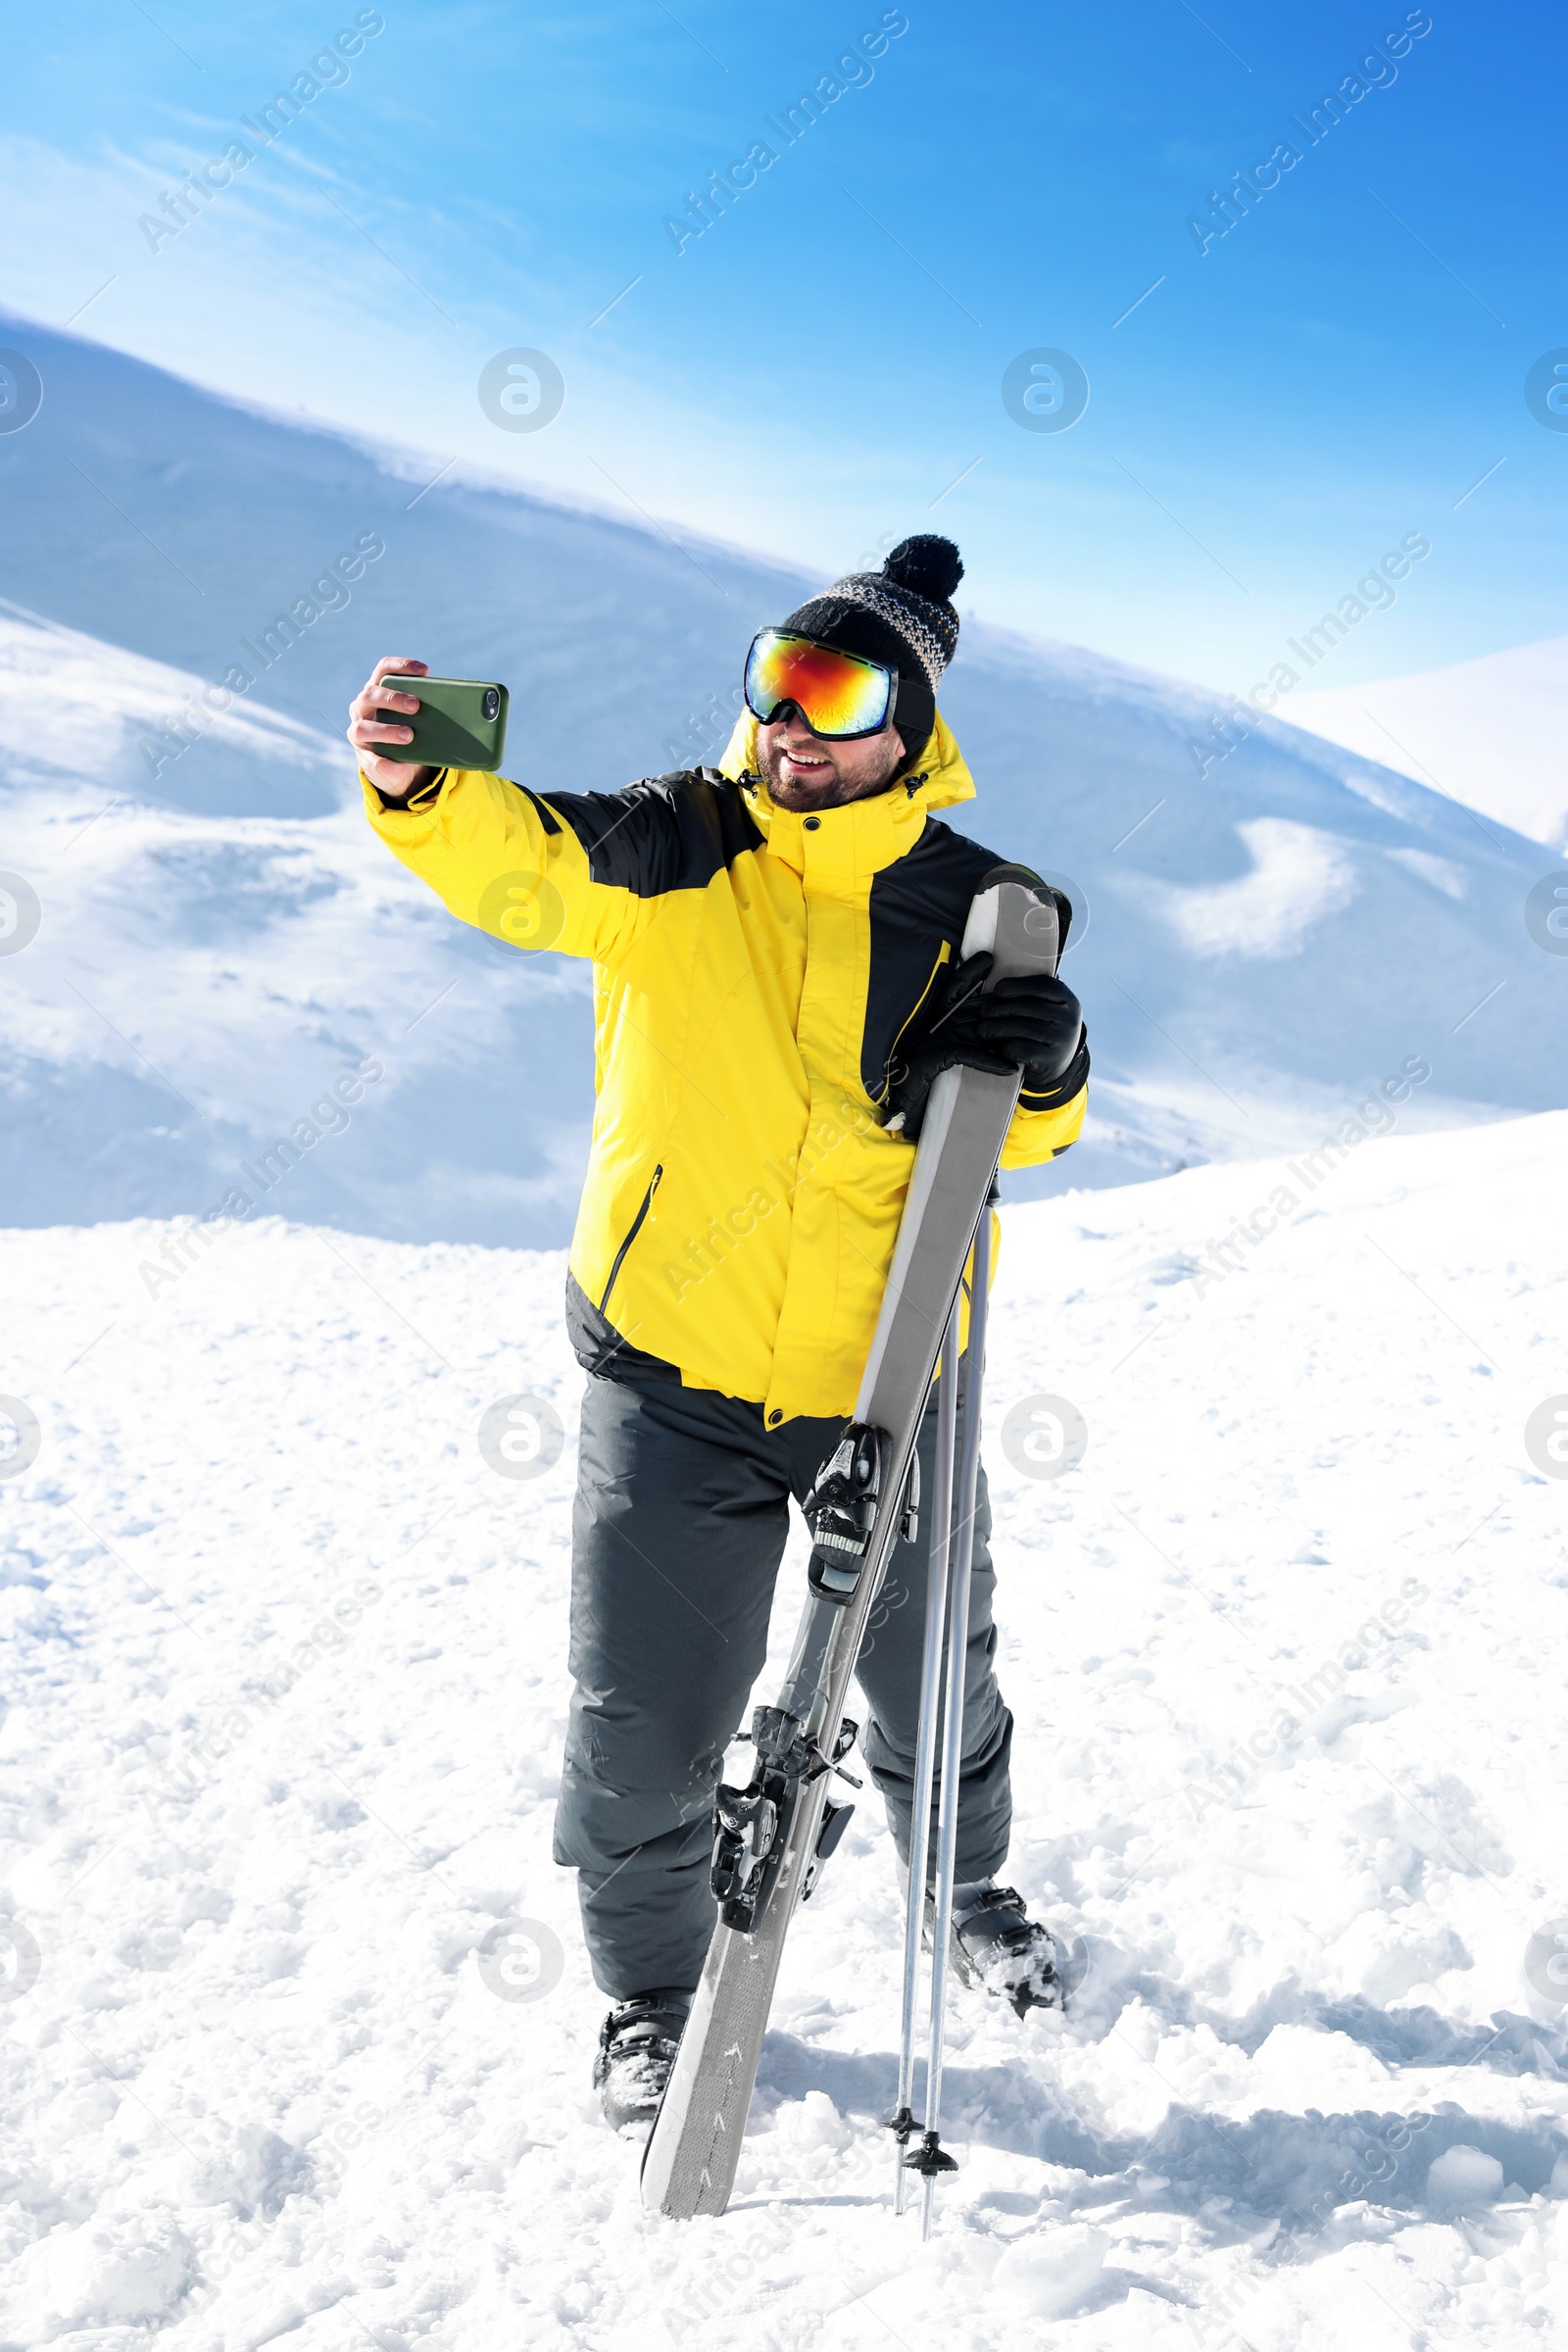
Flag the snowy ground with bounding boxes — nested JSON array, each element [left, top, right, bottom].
[[4, 1110, 1568, 2349]]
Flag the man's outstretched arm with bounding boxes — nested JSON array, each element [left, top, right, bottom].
[[349, 656, 660, 965]]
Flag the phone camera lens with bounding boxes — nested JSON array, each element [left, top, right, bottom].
[[482, 689, 500, 721]]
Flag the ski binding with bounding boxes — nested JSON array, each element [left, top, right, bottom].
[[710, 1712, 859, 1932]]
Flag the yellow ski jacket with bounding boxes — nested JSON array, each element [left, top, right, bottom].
[[364, 710, 1087, 1425]]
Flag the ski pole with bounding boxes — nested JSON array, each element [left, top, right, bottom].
[[916, 1192, 995, 2240], [891, 1298, 960, 2213]]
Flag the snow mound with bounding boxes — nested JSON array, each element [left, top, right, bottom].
[[992, 2221, 1112, 2314], [1161, 816, 1359, 959], [1425, 2144, 1506, 2216]]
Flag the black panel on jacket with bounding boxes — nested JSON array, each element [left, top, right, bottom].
[[860, 820, 1074, 1104], [565, 1272, 682, 1387], [540, 769, 763, 899]]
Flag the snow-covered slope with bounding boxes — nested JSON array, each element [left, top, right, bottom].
[[4, 1111, 1567, 2342], [0, 605, 597, 1242], [1289, 635, 1568, 852], [3, 317, 1565, 1247]]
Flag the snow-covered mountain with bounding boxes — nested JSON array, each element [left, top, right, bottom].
[[4, 1114, 1566, 2340], [2, 316, 1564, 1248], [1290, 635, 1568, 853]]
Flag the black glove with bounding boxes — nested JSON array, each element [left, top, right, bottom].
[[880, 951, 1084, 1140]]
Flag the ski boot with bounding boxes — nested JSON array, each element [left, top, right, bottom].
[[934, 1884, 1064, 2016], [593, 1990, 693, 2134]]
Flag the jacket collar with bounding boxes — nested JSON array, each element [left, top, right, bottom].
[[716, 709, 975, 883]]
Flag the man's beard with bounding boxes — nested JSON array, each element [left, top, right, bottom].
[[757, 733, 904, 809]]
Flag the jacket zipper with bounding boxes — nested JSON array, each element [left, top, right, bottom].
[[598, 1164, 663, 1313], [877, 942, 952, 1105]]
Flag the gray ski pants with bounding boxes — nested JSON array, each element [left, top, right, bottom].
[[553, 1367, 1013, 1997]]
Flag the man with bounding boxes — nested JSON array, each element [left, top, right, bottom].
[[349, 535, 1088, 2132]]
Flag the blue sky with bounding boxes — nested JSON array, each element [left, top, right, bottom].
[[1, 0, 1562, 690]]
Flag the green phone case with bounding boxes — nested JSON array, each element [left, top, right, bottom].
[[374, 674, 509, 769]]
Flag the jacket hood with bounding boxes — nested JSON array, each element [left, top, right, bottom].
[[715, 708, 976, 827]]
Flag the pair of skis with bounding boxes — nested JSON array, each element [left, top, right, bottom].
[[642, 870, 1060, 2223]]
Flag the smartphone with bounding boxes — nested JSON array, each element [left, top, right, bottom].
[[373, 674, 509, 770]]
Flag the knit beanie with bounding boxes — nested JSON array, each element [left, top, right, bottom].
[[776, 534, 964, 765]]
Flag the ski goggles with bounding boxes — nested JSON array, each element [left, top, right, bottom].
[[743, 630, 896, 740]]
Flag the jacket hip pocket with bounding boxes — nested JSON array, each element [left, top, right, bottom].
[[598, 1164, 663, 1313]]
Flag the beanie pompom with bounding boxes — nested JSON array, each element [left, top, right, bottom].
[[883, 534, 963, 606], [775, 533, 962, 711]]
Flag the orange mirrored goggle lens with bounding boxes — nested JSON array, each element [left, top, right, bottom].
[[743, 631, 894, 740]]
